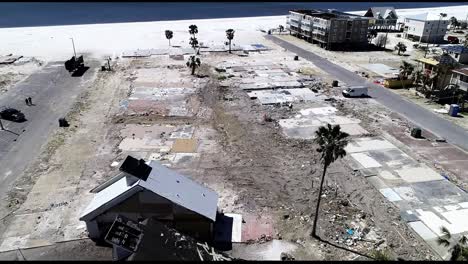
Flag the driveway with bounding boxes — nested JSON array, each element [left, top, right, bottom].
[[0, 61, 97, 217], [266, 35, 468, 151]]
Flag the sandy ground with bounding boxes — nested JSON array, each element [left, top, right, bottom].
[[0, 4, 466, 61], [0, 57, 44, 93]]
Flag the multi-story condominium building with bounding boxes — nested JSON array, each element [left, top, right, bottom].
[[286, 9, 370, 50], [403, 13, 449, 43]]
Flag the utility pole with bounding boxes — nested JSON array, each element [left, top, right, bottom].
[[70, 37, 77, 58]]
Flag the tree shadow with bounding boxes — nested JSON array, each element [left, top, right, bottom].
[[314, 235, 373, 260]]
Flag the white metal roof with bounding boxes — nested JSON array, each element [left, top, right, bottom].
[[139, 161, 218, 221], [405, 12, 448, 21], [80, 160, 218, 222], [80, 176, 142, 221]]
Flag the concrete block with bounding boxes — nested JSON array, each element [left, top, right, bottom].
[[379, 188, 402, 202], [351, 153, 382, 168], [409, 221, 438, 240], [395, 166, 444, 183]]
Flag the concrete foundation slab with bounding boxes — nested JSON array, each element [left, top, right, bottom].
[[367, 176, 389, 190], [409, 221, 439, 240], [300, 107, 337, 116], [350, 153, 382, 168], [400, 210, 420, 222], [395, 166, 444, 183], [379, 188, 402, 202], [171, 139, 198, 153], [339, 124, 369, 136], [345, 138, 398, 153]]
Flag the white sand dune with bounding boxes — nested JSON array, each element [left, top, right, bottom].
[[0, 5, 466, 61]]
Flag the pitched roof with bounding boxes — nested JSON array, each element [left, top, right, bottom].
[[80, 160, 219, 222], [441, 45, 468, 54], [366, 7, 397, 19], [452, 67, 468, 76], [416, 57, 439, 66]]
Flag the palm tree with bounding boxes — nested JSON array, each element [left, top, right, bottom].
[[165, 30, 173, 47], [311, 124, 349, 238], [226, 29, 235, 54], [189, 24, 198, 36], [399, 61, 414, 80], [186, 55, 201, 75], [449, 16, 459, 30], [394, 42, 407, 56], [189, 37, 199, 54], [437, 226, 468, 261]]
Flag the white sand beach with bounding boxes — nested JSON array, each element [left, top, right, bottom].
[[0, 5, 466, 61]]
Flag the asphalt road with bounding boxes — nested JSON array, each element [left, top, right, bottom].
[[0, 61, 97, 210], [266, 35, 468, 151]]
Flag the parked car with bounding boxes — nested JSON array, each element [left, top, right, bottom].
[[447, 36, 460, 44], [342, 86, 368, 97], [0, 108, 26, 122]]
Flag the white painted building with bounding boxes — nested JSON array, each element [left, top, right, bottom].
[[403, 12, 449, 43]]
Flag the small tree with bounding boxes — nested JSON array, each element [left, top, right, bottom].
[[370, 249, 393, 261], [394, 42, 407, 55], [279, 25, 284, 33], [450, 16, 459, 30], [368, 29, 378, 44], [226, 29, 235, 54], [460, 22, 468, 29], [186, 55, 201, 75], [311, 124, 349, 238], [399, 61, 414, 80], [165, 30, 173, 47], [374, 34, 387, 48], [411, 69, 423, 87], [437, 226, 468, 261], [189, 24, 198, 36]]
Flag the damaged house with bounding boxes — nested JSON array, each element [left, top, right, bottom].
[[364, 7, 398, 31], [79, 156, 219, 242]]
